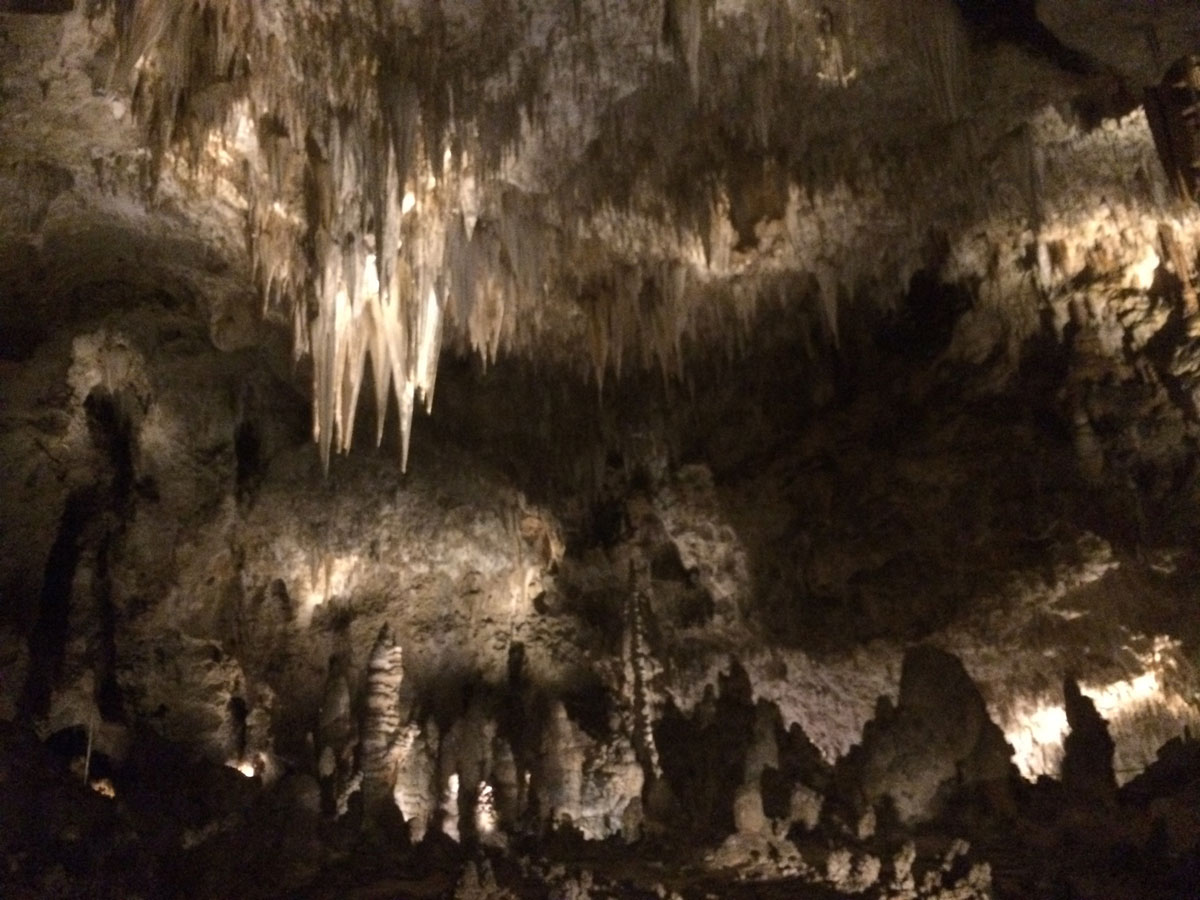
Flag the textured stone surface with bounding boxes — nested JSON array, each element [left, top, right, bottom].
[[4, 1, 1200, 898], [835, 646, 1017, 825]]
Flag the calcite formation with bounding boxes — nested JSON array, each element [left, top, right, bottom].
[[834, 646, 1016, 825], [5, 1, 1200, 899], [360, 623, 409, 823]]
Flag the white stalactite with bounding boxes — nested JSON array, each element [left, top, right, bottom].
[[110, 0, 1172, 475]]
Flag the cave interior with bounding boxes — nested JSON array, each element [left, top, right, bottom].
[[3, 1, 1200, 898]]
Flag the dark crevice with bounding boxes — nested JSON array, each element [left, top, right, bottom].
[[228, 696, 249, 760], [85, 387, 137, 502], [653, 661, 758, 838], [86, 389, 138, 721], [21, 387, 142, 722], [94, 531, 124, 721], [0, 0, 74, 14], [0, 322, 48, 361], [234, 419, 265, 502], [876, 270, 973, 361], [559, 676, 612, 741], [19, 488, 96, 719], [953, 0, 1096, 75]]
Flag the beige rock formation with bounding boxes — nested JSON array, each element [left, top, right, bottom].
[[4, 1, 1200, 898]]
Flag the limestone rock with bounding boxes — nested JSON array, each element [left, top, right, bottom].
[[788, 783, 824, 833], [578, 733, 644, 841], [394, 720, 437, 843], [5, 3, 1200, 898], [360, 624, 408, 824], [732, 783, 768, 836], [836, 646, 1015, 824]]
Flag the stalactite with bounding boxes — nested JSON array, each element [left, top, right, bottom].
[[814, 262, 841, 345], [112, 1, 486, 472], [815, 5, 854, 88], [110, 0, 987, 466], [115, 1, 810, 438]]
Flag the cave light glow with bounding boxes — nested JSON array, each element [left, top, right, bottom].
[[1005, 661, 1179, 781], [476, 781, 497, 835]]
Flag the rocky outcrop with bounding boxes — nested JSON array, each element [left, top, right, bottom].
[[835, 646, 1016, 825], [577, 731, 644, 842]]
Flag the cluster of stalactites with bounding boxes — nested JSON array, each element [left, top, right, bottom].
[[110, 0, 976, 469], [110, 0, 534, 472], [903, 0, 970, 125], [304, 117, 446, 473], [578, 258, 693, 392], [113, 0, 802, 472]]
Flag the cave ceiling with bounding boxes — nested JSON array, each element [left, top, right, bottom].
[[2, 0, 1195, 466]]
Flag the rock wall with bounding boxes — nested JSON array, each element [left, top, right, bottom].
[[3, 1, 1200, 897]]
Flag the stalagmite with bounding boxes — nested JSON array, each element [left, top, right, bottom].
[[360, 624, 408, 826], [489, 738, 522, 829], [1061, 678, 1118, 804], [394, 720, 438, 843], [623, 562, 663, 780], [1158, 222, 1198, 320], [317, 658, 356, 816], [537, 701, 586, 830]]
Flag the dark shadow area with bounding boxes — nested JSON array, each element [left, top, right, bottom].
[[235, 419, 265, 501], [953, 0, 1094, 75], [94, 530, 124, 721], [653, 660, 759, 839], [876, 269, 973, 361], [0, 0, 75, 13], [18, 488, 95, 719], [84, 386, 137, 501]]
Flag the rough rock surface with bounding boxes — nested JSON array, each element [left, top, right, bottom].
[[4, 1, 1200, 899], [834, 646, 1017, 825]]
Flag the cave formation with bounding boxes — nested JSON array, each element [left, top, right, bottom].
[[3, 2, 1200, 898]]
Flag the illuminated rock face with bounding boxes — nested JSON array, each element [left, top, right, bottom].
[[5, 1, 1200, 897], [9, 1, 1199, 469], [360, 624, 408, 824]]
